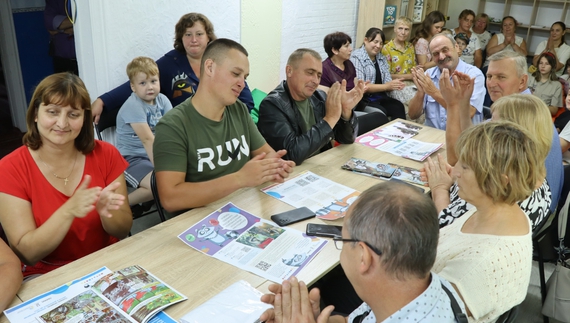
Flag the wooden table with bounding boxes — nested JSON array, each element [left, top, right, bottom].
[[1, 119, 445, 322]]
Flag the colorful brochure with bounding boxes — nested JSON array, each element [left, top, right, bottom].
[[357, 128, 442, 162], [261, 171, 360, 220], [178, 202, 327, 283], [341, 157, 427, 186], [373, 121, 422, 142], [4, 266, 184, 323]]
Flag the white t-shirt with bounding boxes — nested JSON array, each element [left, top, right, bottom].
[[452, 29, 481, 66]]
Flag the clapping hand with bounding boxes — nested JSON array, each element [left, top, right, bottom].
[[266, 149, 296, 181], [259, 277, 333, 323], [439, 69, 474, 110], [96, 181, 126, 218], [64, 175, 101, 218], [422, 154, 454, 192]]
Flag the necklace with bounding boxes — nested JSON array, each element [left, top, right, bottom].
[[38, 152, 78, 186]]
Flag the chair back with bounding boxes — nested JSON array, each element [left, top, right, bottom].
[[94, 107, 120, 145], [150, 171, 166, 222], [495, 305, 519, 323]]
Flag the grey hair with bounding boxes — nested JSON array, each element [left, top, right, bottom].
[[487, 51, 528, 78], [428, 32, 456, 50], [345, 182, 439, 280], [287, 48, 322, 67]]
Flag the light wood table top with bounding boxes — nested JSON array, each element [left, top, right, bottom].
[[12, 208, 267, 320], [7, 119, 445, 322]]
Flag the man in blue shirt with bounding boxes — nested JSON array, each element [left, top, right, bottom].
[[408, 33, 485, 130], [258, 182, 466, 323]]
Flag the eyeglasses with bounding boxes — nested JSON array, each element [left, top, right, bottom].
[[333, 236, 382, 255]]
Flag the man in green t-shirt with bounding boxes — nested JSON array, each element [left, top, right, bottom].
[[257, 48, 365, 165], [153, 39, 295, 213]]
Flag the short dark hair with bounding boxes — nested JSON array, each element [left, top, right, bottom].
[[363, 27, 385, 46], [323, 32, 352, 58], [345, 182, 439, 280], [23, 73, 94, 153], [200, 38, 249, 76], [454, 32, 470, 46], [287, 48, 322, 67], [173, 13, 216, 53]]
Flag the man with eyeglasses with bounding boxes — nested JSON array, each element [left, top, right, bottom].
[[258, 182, 466, 323], [408, 33, 485, 130]]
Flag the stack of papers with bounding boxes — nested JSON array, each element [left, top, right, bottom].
[[341, 157, 426, 186], [261, 171, 360, 220], [179, 280, 270, 323], [356, 122, 443, 161]]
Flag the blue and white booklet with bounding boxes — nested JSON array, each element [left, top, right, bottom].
[[4, 266, 185, 323]]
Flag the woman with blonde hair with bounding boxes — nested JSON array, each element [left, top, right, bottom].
[[427, 94, 552, 229], [382, 16, 419, 111], [433, 120, 537, 322], [472, 13, 492, 54]]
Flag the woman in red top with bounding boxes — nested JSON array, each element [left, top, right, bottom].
[[0, 73, 132, 278]]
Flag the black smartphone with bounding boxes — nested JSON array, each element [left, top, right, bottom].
[[271, 207, 315, 226], [306, 223, 343, 238]]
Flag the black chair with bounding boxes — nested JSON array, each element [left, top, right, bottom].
[[94, 107, 165, 223], [94, 106, 120, 141], [495, 305, 519, 323], [150, 171, 166, 222], [533, 210, 557, 323]]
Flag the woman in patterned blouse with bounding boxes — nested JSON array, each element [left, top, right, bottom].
[[425, 94, 552, 230]]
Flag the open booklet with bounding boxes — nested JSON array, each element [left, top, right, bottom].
[[178, 202, 327, 283], [179, 280, 271, 323], [342, 157, 427, 186], [372, 121, 422, 142], [356, 122, 443, 162], [4, 266, 186, 323], [261, 171, 360, 220]]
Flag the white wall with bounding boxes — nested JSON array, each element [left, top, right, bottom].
[[279, 0, 359, 81], [75, 0, 240, 100], [242, 0, 283, 93], [446, 0, 480, 30], [74, 0, 361, 98]]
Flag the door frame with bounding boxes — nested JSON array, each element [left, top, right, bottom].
[[0, 1, 29, 131]]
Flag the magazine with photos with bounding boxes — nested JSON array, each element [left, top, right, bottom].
[[341, 157, 427, 186], [4, 266, 185, 323]]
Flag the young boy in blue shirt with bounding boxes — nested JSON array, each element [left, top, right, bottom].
[[116, 56, 173, 207]]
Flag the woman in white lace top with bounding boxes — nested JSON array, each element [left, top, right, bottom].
[[430, 121, 539, 322]]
